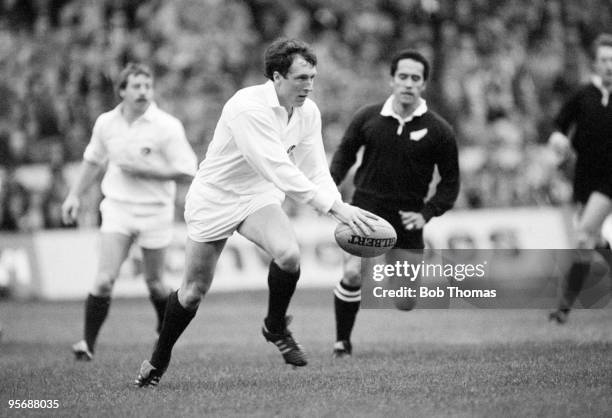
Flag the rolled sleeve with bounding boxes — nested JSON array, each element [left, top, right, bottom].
[[82, 117, 108, 165], [164, 120, 198, 176]]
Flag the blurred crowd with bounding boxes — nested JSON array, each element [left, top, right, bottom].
[[1, 0, 612, 231]]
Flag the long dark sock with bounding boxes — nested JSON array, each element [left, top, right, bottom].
[[334, 281, 361, 342], [559, 260, 590, 311], [265, 261, 300, 334], [150, 290, 196, 371], [150, 293, 170, 333], [84, 294, 111, 353]]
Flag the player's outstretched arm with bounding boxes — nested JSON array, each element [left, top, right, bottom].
[[61, 160, 104, 225], [117, 160, 194, 182], [329, 200, 378, 236]]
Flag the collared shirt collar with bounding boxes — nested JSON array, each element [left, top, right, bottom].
[[380, 95, 428, 135], [141, 102, 159, 121], [262, 80, 301, 122], [591, 75, 610, 106], [115, 101, 159, 122], [263, 80, 283, 109]]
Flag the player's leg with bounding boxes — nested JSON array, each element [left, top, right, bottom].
[[154, 238, 225, 367], [75, 232, 133, 360], [239, 204, 300, 332], [141, 247, 171, 333], [551, 191, 612, 323], [333, 253, 362, 357], [136, 237, 226, 387], [237, 204, 307, 366], [138, 208, 174, 333], [389, 248, 424, 311]]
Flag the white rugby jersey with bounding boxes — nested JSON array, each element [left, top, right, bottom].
[[188, 80, 340, 213], [84, 102, 197, 206]]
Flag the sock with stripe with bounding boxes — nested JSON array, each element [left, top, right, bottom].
[[334, 281, 361, 342], [150, 290, 196, 371], [265, 261, 300, 334], [84, 294, 111, 353]]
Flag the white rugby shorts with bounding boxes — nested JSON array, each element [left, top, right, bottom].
[[100, 198, 174, 249], [184, 187, 284, 242]]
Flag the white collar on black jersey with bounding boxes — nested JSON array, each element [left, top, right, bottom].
[[380, 95, 428, 135], [591, 75, 610, 106]]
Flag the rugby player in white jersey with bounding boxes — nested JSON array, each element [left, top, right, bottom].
[[134, 38, 376, 387], [62, 63, 198, 361]]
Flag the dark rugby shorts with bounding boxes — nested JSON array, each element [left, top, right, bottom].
[[352, 195, 425, 250]]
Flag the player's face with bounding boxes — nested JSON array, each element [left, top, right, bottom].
[[120, 73, 153, 113], [595, 45, 612, 87], [274, 55, 316, 109], [390, 58, 426, 110]]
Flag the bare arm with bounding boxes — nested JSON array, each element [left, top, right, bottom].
[[61, 160, 104, 225], [117, 162, 194, 182]]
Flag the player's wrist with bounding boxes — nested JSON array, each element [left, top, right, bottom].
[[329, 200, 348, 217], [420, 207, 434, 223]]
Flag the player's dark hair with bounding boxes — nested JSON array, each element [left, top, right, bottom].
[[593, 33, 612, 59], [264, 38, 317, 80], [390, 50, 430, 81], [117, 63, 153, 92]]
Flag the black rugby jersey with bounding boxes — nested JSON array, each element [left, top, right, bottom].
[[330, 102, 459, 221], [555, 83, 612, 203]]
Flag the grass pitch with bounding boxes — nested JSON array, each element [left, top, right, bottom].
[[1, 288, 611, 417]]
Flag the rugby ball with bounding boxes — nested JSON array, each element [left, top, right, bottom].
[[334, 216, 397, 258]]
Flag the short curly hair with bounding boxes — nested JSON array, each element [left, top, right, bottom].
[[116, 62, 153, 92], [264, 38, 317, 80]]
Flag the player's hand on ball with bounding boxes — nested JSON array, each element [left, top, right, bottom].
[[398, 211, 425, 230], [61, 194, 80, 225], [330, 201, 378, 236]]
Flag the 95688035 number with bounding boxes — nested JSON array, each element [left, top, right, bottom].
[[8, 400, 59, 409]]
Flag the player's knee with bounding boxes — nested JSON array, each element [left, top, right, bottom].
[[342, 268, 362, 287], [145, 278, 168, 299], [92, 274, 116, 297], [143, 271, 163, 288], [180, 267, 213, 310], [178, 284, 203, 309], [575, 230, 598, 250], [272, 245, 301, 273]]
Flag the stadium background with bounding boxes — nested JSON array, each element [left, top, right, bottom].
[[3, 0, 612, 296], [0, 1, 611, 416]]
